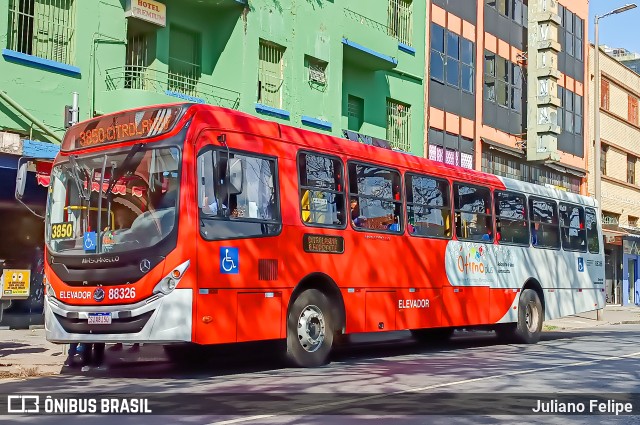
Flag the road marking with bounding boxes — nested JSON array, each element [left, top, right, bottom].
[[208, 350, 640, 424]]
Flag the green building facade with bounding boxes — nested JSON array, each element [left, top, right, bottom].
[[0, 0, 426, 154]]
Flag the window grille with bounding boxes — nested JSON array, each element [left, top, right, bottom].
[[307, 58, 327, 86], [347, 95, 364, 132], [386, 100, 411, 152], [8, 0, 75, 64], [125, 33, 151, 90], [388, 0, 412, 46], [258, 40, 285, 108]]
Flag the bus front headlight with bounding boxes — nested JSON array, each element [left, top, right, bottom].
[[153, 260, 190, 296], [44, 276, 56, 299]]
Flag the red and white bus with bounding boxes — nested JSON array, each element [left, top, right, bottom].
[[25, 103, 605, 367]]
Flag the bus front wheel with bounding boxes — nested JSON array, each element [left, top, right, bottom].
[[286, 289, 334, 367], [497, 289, 543, 344]]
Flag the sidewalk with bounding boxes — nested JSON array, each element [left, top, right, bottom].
[[543, 305, 640, 330], [1, 306, 639, 379]]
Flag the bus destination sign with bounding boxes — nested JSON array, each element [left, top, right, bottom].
[[303, 234, 344, 254], [62, 106, 185, 151]]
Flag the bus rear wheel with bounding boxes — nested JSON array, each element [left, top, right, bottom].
[[286, 289, 334, 367], [497, 289, 543, 344]]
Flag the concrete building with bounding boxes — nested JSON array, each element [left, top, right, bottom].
[[588, 44, 640, 306], [425, 0, 589, 195], [602, 45, 640, 75]]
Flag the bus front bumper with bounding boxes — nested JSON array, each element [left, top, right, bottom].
[[44, 288, 193, 344]]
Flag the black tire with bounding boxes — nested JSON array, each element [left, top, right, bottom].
[[286, 289, 334, 367], [411, 327, 454, 343], [496, 289, 543, 344]]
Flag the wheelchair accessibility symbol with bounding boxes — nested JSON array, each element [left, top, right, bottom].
[[84, 232, 97, 252], [577, 257, 584, 272], [220, 247, 239, 274]]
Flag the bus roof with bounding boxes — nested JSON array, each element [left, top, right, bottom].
[[190, 104, 593, 205]]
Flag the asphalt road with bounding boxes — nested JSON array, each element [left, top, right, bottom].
[[1, 325, 640, 424]]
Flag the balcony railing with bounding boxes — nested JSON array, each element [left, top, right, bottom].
[[344, 8, 390, 35], [105, 65, 240, 109]]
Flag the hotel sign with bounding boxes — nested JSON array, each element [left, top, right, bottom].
[[125, 0, 166, 27]]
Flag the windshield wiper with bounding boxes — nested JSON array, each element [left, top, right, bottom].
[[104, 143, 144, 198], [68, 155, 89, 201]]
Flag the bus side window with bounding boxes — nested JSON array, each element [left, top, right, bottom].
[[585, 207, 600, 254], [453, 183, 493, 242], [297, 152, 346, 227], [405, 174, 451, 239], [528, 197, 560, 249]]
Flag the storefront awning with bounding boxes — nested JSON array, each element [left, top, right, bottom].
[[481, 138, 524, 158]]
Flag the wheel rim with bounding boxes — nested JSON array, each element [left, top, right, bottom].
[[297, 304, 325, 353], [525, 302, 539, 332]]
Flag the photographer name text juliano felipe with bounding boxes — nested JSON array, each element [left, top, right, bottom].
[[532, 399, 633, 415]]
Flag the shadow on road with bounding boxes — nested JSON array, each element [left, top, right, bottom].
[[53, 328, 603, 380]]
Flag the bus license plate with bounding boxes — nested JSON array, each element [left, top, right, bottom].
[[88, 313, 112, 325]]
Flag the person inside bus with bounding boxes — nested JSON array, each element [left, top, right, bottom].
[[350, 198, 367, 228], [531, 222, 540, 246]]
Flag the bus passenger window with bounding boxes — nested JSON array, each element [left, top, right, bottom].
[[494, 191, 529, 246], [453, 183, 493, 242], [406, 174, 451, 238], [297, 153, 345, 227], [197, 148, 281, 240], [348, 162, 402, 233], [528, 197, 560, 249], [585, 208, 600, 253], [559, 203, 586, 252]]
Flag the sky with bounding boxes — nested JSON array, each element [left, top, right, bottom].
[[589, 0, 640, 53]]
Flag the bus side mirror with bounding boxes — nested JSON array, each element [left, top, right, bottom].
[[15, 159, 29, 200], [227, 157, 244, 195]]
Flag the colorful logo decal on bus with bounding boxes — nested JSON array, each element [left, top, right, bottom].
[[83, 232, 97, 253], [93, 288, 105, 302], [578, 257, 584, 272], [220, 247, 239, 274]]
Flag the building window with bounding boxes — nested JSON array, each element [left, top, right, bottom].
[[430, 23, 445, 82], [428, 128, 474, 169], [601, 145, 608, 176], [347, 95, 364, 132], [7, 0, 76, 65], [628, 155, 636, 185], [629, 95, 639, 126], [629, 216, 639, 228], [430, 23, 474, 93], [487, 0, 525, 24], [559, 7, 584, 62], [601, 79, 610, 110], [168, 26, 201, 97], [305, 56, 327, 89], [558, 87, 583, 136], [258, 40, 285, 109], [386, 99, 411, 152], [388, 0, 413, 46], [484, 51, 522, 112]]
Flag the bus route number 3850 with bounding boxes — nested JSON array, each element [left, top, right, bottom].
[[108, 287, 136, 300]]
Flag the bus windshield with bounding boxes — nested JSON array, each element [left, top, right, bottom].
[[46, 146, 180, 255]]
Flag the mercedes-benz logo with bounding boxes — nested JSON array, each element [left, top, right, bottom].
[[93, 288, 105, 302], [140, 259, 151, 273]]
